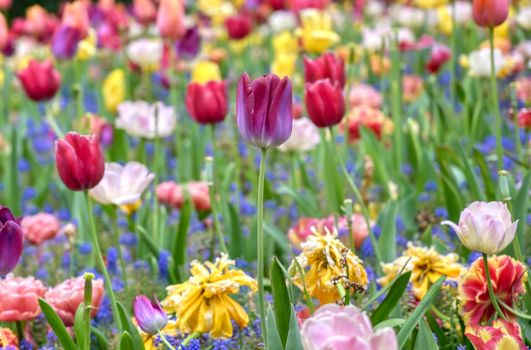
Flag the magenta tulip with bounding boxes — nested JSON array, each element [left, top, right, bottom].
[[0, 206, 23, 276], [133, 295, 168, 335]]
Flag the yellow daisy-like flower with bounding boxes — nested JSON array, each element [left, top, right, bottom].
[[295, 9, 340, 54], [290, 228, 368, 304], [162, 254, 257, 339], [378, 243, 463, 300], [102, 68, 126, 113], [191, 60, 222, 84]]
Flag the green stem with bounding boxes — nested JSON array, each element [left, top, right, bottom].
[[84, 191, 122, 330], [181, 331, 201, 347], [257, 148, 268, 346], [294, 258, 315, 314], [83, 273, 94, 350], [482, 253, 506, 320], [16, 321, 23, 341], [488, 27, 503, 170], [158, 332, 177, 350], [497, 298, 531, 320]]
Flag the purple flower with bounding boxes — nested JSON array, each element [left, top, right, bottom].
[[176, 27, 201, 60], [0, 206, 24, 276], [51, 25, 81, 60], [236, 73, 293, 149], [133, 295, 167, 335]]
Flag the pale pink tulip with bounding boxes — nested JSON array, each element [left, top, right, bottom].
[[21, 213, 61, 245]]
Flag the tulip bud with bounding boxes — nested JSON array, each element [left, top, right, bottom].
[[55, 132, 105, 191], [425, 44, 452, 74], [303, 52, 346, 88], [157, 0, 185, 41], [225, 14, 252, 40], [304, 79, 345, 128], [186, 81, 228, 125], [0, 206, 23, 276], [17, 60, 61, 102], [442, 201, 518, 255], [133, 295, 168, 335], [472, 0, 508, 28], [175, 27, 201, 60], [51, 25, 82, 60], [236, 73, 293, 149]]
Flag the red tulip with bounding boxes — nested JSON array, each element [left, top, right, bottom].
[[425, 44, 451, 74], [55, 132, 105, 191], [225, 14, 252, 40], [157, 0, 185, 40], [17, 59, 61, 102], [186, 80, 228, 124], [472, 0, 508, 27], [304, 79, 345, 128], [303, 52, 346, 89]]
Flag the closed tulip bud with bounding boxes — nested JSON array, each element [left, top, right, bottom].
[[425, 44, 452, 74], [17, 60, 61, 102], [157, 0, 185, 41], [304, 79, 345, 128], [225, 14, 252, 40], [236, 73, 293, 149], [472, 0, 508, 28], [442, 201, 518, 255], [133, 295, 168, 335], [175, 27, 201, 60], [51, 25, 81, 60], [303, 52, 346, 88], [134, 0, 157, 25], [0, 206, 23, 276], [186, 80, 228, 124], [55, 132, 105, 191]]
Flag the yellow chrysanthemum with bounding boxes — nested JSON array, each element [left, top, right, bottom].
[[77, 28, 97, 61], [290, 228, 368, 304], [295, 9, 340, 54], [191, 60, 221, 84], [162, 254, 257, 339], [272, 31, 298, 57], [378, 243, 463, 299], [102, 68, 126, 113], [271, 54, 297, 78]]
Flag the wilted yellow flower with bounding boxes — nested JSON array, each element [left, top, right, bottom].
[[162, 254, 257, 338], [77, 28, 97, 61], [296, 9, 340, 54], [102, 68, 125, 113], [271, 54, 297, 78], [272, 31, 298, 57], [290, 228, 368, 304], [378, 243, 463, 299], [191, 60, 221, 84]]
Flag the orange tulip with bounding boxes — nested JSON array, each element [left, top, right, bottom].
[[472, 0, 508, 27], [156, 0, 185, 40]]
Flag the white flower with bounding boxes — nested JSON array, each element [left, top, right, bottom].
[[116, 101, 176, 139], [366, 1, 384, 18], [126, 38, 163, 72], [89, 162, 155, 206], [279, 118, 321, 152], [452, 1, 472, 24], [391, 5, 425, 29], [468, 48, 505, 77], [516, 7, 531, 30], [268, 11, 297, 33]]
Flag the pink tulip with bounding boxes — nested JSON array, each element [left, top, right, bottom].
[[45, 277, 104, 327], [134, 0, 157, 25], [157, 181, 211, 212], [473, 0, 508, 27], [322, 214, 369, 249], [21, 213, 61, 245], [349, 84, 382, 109], [0, 13, 8, 50], [157, 0, 185, 40], [0, 275, 46, 322], [301, 304, 398, 350], [0, 0, 11, 10]]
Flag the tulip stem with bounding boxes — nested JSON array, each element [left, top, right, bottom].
[[256, 148, 268, 346], [488, 27, 503, 170], [82, 273, 94, 350], [328, 127, 382, 272], [84, 191, 122, 330], [15, 321, 23, 341], [158, 332, 176, 350], [482, 253, 507, 321]]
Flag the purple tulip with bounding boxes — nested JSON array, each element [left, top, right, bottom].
[[175, 26, 201, 60], [133, 295, 167, 335], [0, 206, 23, 276], [236, 73, 293, 149], [51, 25, 81, 60]]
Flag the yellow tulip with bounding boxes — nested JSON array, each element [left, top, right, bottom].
[[272, 31, 298, 57], [296, 9, 340, 54], [77, 29, 97, 61], [191, 60, 221, 84], [437, 6, 453, 35], [102, 69, 126, 113], [271, 54, 297, 78], [413, 0, 448, 9]]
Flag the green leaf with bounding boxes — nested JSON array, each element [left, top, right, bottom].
[[378, 202, 398, 262], [73, 303, 85, 347], [119, 331, 134, 350], [263, 223, 289, 253], [397, 276, 446, 349], [374, 318, 405, 330], [266, 306, 284, 350], [38, 298, 77, 350], [137, 226, 160, 259], [512, 171, 530, 251], [227, 203, 243, 258], [371, 271, 412, 325], [472, 149, 496, 200], [278, 185, 320, 217], [271, 257, 291, 347], [172, 199, 192, 266], [285, 306, 304, 350], [438, 173, 464, 222], [425, 313, 448, 348], [457, 146, 485, 201], [414, 318, 439, 350], [116, 302, 145, 350], [91, 326, 108, 350]]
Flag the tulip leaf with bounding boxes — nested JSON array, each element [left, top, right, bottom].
[[370, 271, 412, 325], [119, 331, 135, 350], [457, 145, 485, 201], [263, 223, 289, 253], [91, 326, 108, 350], [414, 318, 439, 350], [116, 301, 145, 350], [278, 185, 319, 217], [172, 198, 192, 267], [378, 201, 399, 262], [513, 171, 530, 251], [73, 303, 85, 347], [374, 318, 405, 331], [425, 312, 449, 348], [472, 149, 496, 200], [285, 305, 304, 350], [270, 257, 291, 348], [38, 298, 77, 350], [227, 203, 244, 258], [138, 225, 160, 259], [266, 306, 283, 350], [397, 276, 446, 349]]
